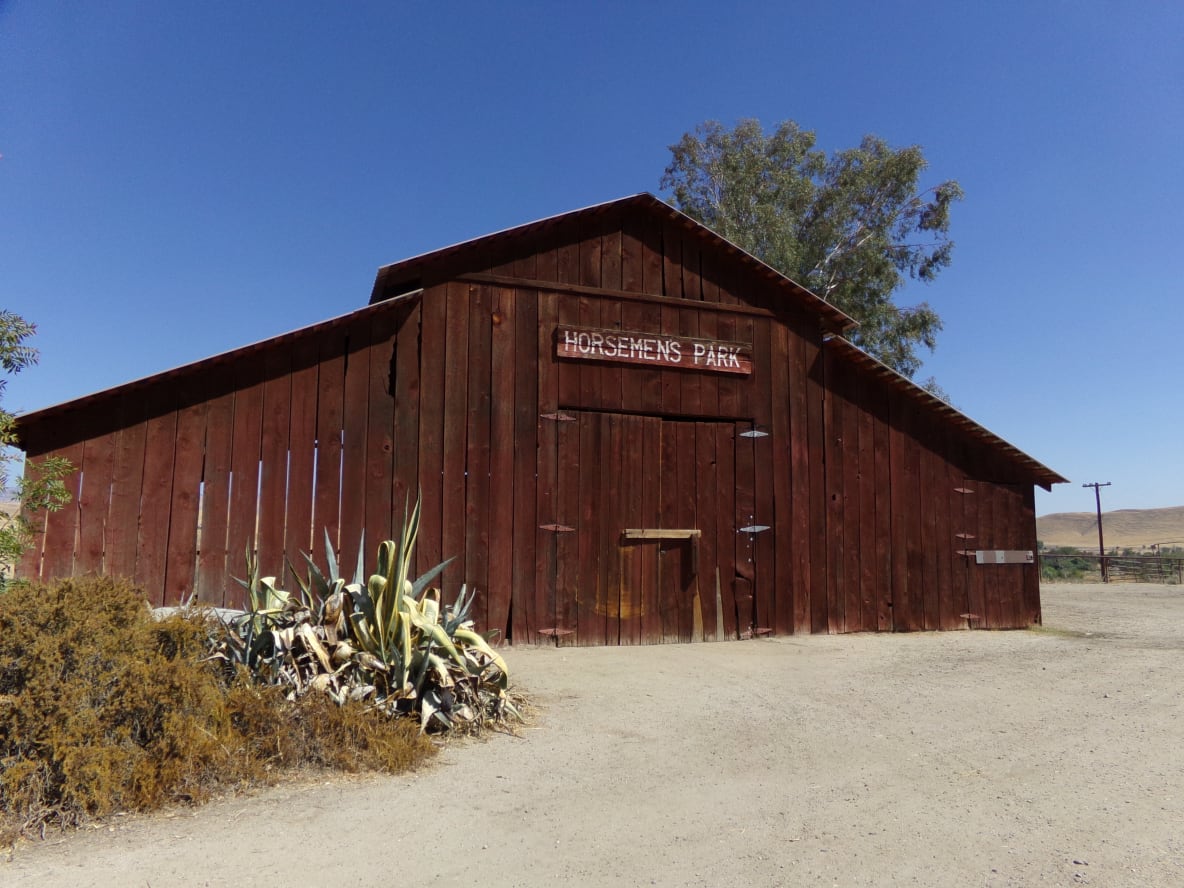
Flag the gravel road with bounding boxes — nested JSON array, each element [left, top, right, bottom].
[[5, 583, 1182, 887]]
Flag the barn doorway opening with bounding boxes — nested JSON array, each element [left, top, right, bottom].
[[551, 411, 754, 645]]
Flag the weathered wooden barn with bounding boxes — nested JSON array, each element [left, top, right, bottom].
[[16, 194, 1065, 643]]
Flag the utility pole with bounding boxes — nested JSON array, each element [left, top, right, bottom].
[[1083, 482, 1111, 582]]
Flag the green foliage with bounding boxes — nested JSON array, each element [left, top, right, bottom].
[[0, 311, 73, 576], [661, 119, 964, 378], [0, 576, 434, 843], [214, 497, 517, 733], [1039, 547, 1097, 582]]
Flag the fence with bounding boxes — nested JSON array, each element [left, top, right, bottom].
[[1040, 553, 1184, 584]]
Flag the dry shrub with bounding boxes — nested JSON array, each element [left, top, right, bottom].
[[0, 576, 434, 843]]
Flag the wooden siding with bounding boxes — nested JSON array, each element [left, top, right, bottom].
[[18, 211, 1045, 640]]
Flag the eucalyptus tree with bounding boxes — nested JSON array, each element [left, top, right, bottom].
[[661, 118, 963, 380]]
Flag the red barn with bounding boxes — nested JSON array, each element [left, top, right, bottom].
[[16, 194, 1065, 643]]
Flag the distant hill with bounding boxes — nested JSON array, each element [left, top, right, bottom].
[[1038, 505, 1184, 551]]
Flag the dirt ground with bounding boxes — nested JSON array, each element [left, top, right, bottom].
[[4, 583, 1182, 887]]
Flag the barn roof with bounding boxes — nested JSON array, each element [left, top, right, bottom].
[[15, 195, 1064, 491], [370, 192, 859, 334], [825, 335, 1068, 489]]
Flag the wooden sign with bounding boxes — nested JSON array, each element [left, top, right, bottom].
[[555, 326, 753, 375]]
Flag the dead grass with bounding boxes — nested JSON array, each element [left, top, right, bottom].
[[0, 577, 435, 845]]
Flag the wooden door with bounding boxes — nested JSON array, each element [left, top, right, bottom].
[[553, 412, 750, 645], [961, 480, 1039, 629]]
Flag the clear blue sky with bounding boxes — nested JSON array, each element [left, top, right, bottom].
[[2, 1, 1180, 517]]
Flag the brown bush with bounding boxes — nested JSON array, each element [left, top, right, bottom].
[[0, 576, 434, 843]]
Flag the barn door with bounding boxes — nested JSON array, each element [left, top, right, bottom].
[[551, 412, 751, 645], [960, 479, 1040, 629]]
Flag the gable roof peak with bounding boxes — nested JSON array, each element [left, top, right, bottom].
[[369, 193, 857, 334]]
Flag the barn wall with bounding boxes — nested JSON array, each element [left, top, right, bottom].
[[18, 213, 1043, 638], [819, 346, 1040, 631], [17, 297, 419, 607]]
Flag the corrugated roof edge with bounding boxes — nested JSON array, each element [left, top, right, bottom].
[[824, 335, 1067, 490], [369, 193, 858, 334]]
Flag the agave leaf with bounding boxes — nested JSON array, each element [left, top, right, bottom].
[[349, 611, 380, 655], [298, 623, 334, 674], [453, 627, 510, 689], [411, 556, 455, 598], [300, 551, 333, 601], [351, 531, 366, 587], [323, 527, 339, 581], [418, 586, 441, 625], [404, 599, 465, 668], [352, 649, 389, 674]]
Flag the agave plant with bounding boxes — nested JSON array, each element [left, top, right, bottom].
[[211, 497, 516, 732]]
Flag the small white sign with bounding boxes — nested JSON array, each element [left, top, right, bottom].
[[975, 550, 1034, 565]]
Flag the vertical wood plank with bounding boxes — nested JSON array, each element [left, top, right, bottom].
[[962, 478, 984, 628], [617, 413, 644, 645], [857, 389, 877, 633], [659, 421, 681, 641], [601, 222, 622, 291], [716, 313, 739, 418], [511, 288, 539, 643], [902, 406, 925, 631], [339, 320, 373, 574], [979, 481, 999, 627], [196, 382, 234, 606], [734, 424, 756, 636], [639, 416, 662, 643], [659, 301, 681, 415], [873, 390, 894, 631], [750, 318, 775, 633], [441, 281, 471, 599], [806, 336, 828, 633], [930, 432, 958, 631], [135, 392, 179, 604], [554, 411, 579, 637], [225, 357, 265, 607], [464, 285, 493, 630], [675, 421, 698, 642], [314, 328, 347, 561], [75, 426, 117, 575], [842, 372, 863, 633], [696, 310, 719, 416], [678, 307, 702, 416], [392, 301, 422, 569], [716, 422, 738, 639], [283, 340, 319, 583], [105, 401, 149, 583], [162, 397, 207, 605], [417, 290, 447, 579], [534, 291, 560, 642], [600, 413, 624, 644], [789, 322, 811, 633], [38, 442, 84, 581], [662, 222, 683, 299], [824, 351, 846, 634], [1021, 485, 1041, 626], [487, 287, 516, 642], [364, 305, 398, 553], [694, 422, 719, 640], [575, 412, 603, 645], [257, 347, 293, 582], [681, 234, 703, 301]]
